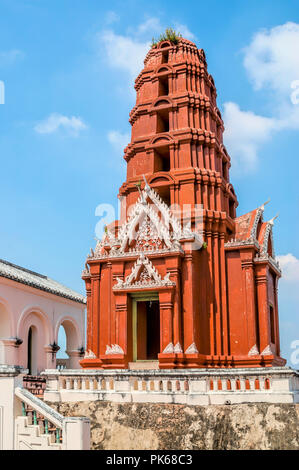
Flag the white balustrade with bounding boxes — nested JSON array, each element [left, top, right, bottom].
[[41, 367, 298, 406]]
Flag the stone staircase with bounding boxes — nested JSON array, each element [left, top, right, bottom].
[[15, 416, 62, 450], [0, 365, 90, 450]]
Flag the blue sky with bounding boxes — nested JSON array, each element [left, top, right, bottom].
[[0, 0, 298, 364]]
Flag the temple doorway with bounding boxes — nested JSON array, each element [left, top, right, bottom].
[[132, 294, 160, 362]]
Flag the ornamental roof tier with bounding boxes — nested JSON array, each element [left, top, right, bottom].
[[0, 258, 86, 304]]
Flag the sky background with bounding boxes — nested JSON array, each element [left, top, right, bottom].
[[0, 0, 298, 364]]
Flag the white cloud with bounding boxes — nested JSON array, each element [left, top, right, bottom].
[[242, 21, 299, 129], [0, 49, 24, 66], [276, 254, 299, 283], [99, 18, 195, 82], [224, 22, 299, 171], [34, 113, 87, 136], [137, 18, 163, 35], [243, 22, 299, 93], [100, 30, 150, 79], [223, 102, 277, 171], [108, 130, 130, 153], [174, 23, 196, 40]]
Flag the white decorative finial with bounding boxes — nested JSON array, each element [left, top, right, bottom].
[[134, 179, 147, 204], [260, 199, 270, 211], [269, 213, 279, 225], [143, 174, 151, 192]]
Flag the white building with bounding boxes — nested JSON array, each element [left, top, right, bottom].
[[0, 259, 86, 373]]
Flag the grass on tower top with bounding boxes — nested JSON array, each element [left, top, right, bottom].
[[151, 28, 182, 48]]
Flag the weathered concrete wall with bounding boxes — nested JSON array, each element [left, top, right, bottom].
[[48, 401, 299, 450]]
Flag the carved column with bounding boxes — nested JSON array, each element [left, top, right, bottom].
[[182, 249, 197, 352], [219, 222, 229, 356], [274, 275, 280, 356], [212, 224, 222, 356], [165, 257, 182, 350], [114, 293, 128, 355], [158, 288, 175, 369], [91, 272, 100, 357], [255, 263, 270, 355], [159, 289, 174, 352], [82, 274, 92, 351], [205, 218, 215, 356], [240, 251, 258, 354]]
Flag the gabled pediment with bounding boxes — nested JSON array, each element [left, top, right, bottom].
[[117, 176, 202, 253], [92, 176, 203, 259], [113, 254, 175, 290]]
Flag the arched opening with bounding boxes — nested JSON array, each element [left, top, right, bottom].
[[56, 319, 81, 369], [158, 75, 169, 97], [156, 109, 169, 133], [161, 50, 169, 63], [18, 308, 50, 375], [27, 326, 38, 375], [155, 184, 171, 207], [57, 324, 69, 369], [153, 144, 171, 172]]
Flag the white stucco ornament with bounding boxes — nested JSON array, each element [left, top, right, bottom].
[[248, 344, 259, 356], [113, 253, 175, 290], [105, 344, 124, 355], [184, 343, 199, 354], [84, 350, 96, 359]]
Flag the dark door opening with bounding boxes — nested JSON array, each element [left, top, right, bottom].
[[27, 327, 32, 375], [27, 326, 37, 375], [136, 300, 160, 360]]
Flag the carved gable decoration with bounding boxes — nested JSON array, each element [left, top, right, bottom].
[[118, 177, 202, 253], [113, 254, 175, 290], [91, 176, 203, 260], [133, 214, 165, 251]]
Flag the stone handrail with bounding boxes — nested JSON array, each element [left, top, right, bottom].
[[15, 386, 90, 449], [42, 367, 299, 406], [15, 387, 64, 429]]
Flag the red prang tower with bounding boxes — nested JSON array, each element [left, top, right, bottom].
[[80, 36, 286, 370]]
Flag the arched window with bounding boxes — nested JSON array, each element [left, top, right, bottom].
[[156, 109, 169, 133], [57, 325, 68, 355], [56, 319, 81, 369], [158, 75, 169, 97], [161, 50, 169, 63], [27, 326, 38, 375], [153, 144, 171, 172]]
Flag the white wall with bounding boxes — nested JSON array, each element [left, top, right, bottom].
[[0, 277, 85, 372]]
